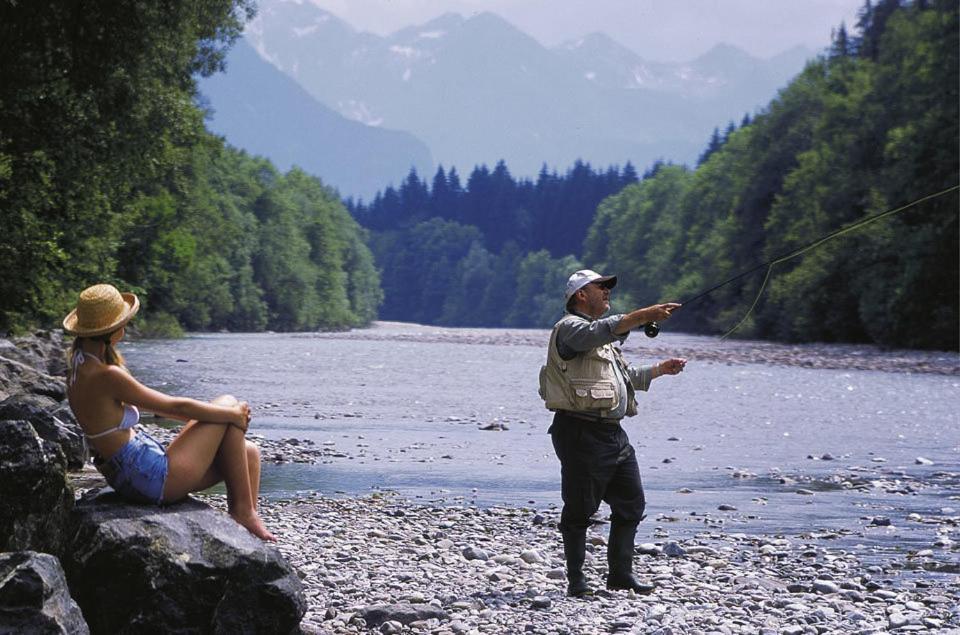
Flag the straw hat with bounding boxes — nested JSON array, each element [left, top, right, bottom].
[[62, 284, 140, 337]]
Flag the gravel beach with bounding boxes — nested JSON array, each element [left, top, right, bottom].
[[65, 420, 953, 634], [119, 326, 959, 634], [195, 490, 959, 635]]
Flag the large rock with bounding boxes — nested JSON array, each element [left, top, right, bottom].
[[0, 395, 87, 469], [0, 420, 73, 555], [0, 355, 66, 403], [65, 489, 305, 634], [8, 330, 68, 377], [0, 551, 89, 634]]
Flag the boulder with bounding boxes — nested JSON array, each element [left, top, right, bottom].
[[0, 395, 87, 470], [0, 355, 66, 403], [0, 420, 73, 555], [8, 330, 68, 377], [65, 489, 305, 634], [0, 551, 89, 634], [0, 391, 59, 411]]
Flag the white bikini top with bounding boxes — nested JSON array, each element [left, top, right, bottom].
[[69, 349, 141, 440], [83, 403, 140, 440]]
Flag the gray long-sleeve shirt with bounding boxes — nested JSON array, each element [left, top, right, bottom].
[[556, 311, 656, 419]]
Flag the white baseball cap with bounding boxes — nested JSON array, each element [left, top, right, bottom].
[[564, 269, 617, 301]]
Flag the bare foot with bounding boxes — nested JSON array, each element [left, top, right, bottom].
[[231, 510, 277, 542]]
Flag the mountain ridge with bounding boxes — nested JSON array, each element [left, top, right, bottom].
[[207, 1, 817, 191], [198, 38, 433, 199]]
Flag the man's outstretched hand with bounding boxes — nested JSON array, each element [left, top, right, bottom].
[[657, 358, 687, 376]]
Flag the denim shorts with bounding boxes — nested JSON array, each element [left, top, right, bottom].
[[96, 431, 168, 505]]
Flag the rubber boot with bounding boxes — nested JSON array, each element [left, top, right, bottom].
[[605, 523, 655, 595], [561, 528, 591, 597]]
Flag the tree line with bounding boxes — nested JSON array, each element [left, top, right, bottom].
[[2, 1, 954, 349], [349, 0, 957, 349], [345, 161, 653, 326], [1, 0, 380, 335], [347, 161, 640, 257], [586, 0, 958, 349]]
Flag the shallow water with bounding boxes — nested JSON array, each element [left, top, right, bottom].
[[124, 322, 960, 568]]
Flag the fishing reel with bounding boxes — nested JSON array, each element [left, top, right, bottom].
[[640, 322, 660, 338]]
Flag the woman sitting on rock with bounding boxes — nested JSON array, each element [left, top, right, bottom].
[[63, 284, 275, 541]]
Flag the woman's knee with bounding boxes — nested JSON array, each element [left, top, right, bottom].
[[212, 394, 239, 407], [245, 440, 260, 462]]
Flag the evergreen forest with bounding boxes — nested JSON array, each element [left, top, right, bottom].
[[1, 0, 957, 350]]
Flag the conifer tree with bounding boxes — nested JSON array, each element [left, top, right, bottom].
[[697, 128, 724, 165], [399, 168, 429, 224], [724, 121, 737, 140], [831, 22, 852, 58]]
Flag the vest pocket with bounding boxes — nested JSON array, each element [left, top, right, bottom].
[[539, 363, 571, 408], [568, 379, 618, 411]]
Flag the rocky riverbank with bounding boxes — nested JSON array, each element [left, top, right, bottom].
[[0, 331, 305, 633], [196, 491, 960, 635], [6, 329, 959, 633], [304, 323, 960, 376]]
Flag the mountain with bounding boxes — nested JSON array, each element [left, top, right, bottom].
[[198, 38, 432, 199], [236, 0, 815, 178]]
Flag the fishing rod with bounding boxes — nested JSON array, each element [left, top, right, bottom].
[[639, 183, 960, 339]]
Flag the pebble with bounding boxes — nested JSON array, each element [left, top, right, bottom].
[[813, 579, 840, 594], [519, 550, 542, 564], [663, 542, 687, 557], [530, 596, 551, 609], [198, 491, 954, 633], [166, 431, 960, 634], [889, 613, 909, 628], [461, 546, 490, 561]]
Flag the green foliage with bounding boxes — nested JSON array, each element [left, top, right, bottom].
[[506, 252, 583, 328], [440, 243, 497, 326], [1, 1, 382, 334], [0, 0, 254, 332], [584, 166, 692, 312], [581, 0, 958, 349], [10, 0, 951, 348], [136, 312, 186, 339], [373, 219, 484, 325]]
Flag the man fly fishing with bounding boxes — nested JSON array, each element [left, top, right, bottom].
[[539, 269, 685, 597]]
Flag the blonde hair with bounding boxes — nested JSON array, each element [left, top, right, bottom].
[[66, 331, 126, 375]]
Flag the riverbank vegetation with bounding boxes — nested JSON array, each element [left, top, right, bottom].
[[346, 162, 640, 326], [351, 0, 957, 349], [0, 0, 380, 335], [1, 1, 955, 349], [587, 0, 958, 349]]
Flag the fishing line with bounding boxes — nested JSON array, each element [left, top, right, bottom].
[[642, 184, 959, 339]]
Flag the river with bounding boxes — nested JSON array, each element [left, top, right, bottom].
[[123, 322, 960, 572]]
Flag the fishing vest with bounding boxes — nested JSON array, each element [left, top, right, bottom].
[[538, 314, 638, 418]]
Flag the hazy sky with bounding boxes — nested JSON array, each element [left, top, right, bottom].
[[300, 0, 864, 61]]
